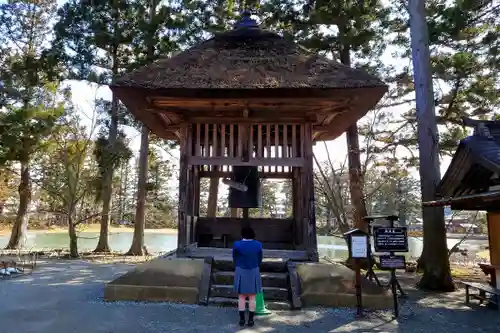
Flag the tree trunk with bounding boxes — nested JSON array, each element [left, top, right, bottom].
[[68, 215, 78, 258], [127, 125, 149, 255], [339, 37, 368, 232], [118, 163, 125, 222], [0, 173, 7, 215], [5, 162, 31, 249], [409, 0, 454, 291], [326, 211, 332, 232], [94, 95, 119, 253]]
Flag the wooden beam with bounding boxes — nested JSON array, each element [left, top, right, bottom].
[[185, 116, 317, 124], [199, 170, 292, 179], [488, 212, 500, 266], [151, 96, 346, 106], [194, 166, 200, 216], [292, 167, 302, 247], [177, 124, 189, 249], [301, 123, 318, 258], [196, 217, 295, 244], [187, 156, 306, 167]]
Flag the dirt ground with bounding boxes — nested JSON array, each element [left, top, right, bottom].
[[0, 258, 499, 333]]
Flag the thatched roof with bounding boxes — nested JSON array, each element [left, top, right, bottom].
[[115, 16, 385, 90], [110, 12, 388, 141]]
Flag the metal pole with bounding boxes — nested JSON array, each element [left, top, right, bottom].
[[389, 217, 400, 317], [355, 258, 363, 317], [391, 268, 399, 317]]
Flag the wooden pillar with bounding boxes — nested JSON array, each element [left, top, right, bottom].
[[301, 124, 318, 259], [177, 124, 190, 249], [193, 166, 200, 216], [230, 208, 239, 218], [292, 167, 302, 248], [186, 165, 198, 244], [192, 166, 200, 244], [487, 211, 500, 288]]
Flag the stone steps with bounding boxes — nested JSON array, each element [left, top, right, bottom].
[[212, 271, 288, 288], [208, 257, 293, 309], [212, 258, 288, 273], [211, 284, 289, 301]]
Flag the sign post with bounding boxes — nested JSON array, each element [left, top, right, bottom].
[[344, 228, 369, 317], [367, 215, 409, 318]]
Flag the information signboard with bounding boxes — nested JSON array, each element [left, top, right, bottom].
[[373, 226, 409, 252], [350, 235, 368, 259], [379, 255, 406, 270]]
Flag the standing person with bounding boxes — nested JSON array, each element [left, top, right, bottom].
[[233, 226, 263, 327]]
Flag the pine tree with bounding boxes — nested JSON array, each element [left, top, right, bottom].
[[126, 0, 183, 255], [381, 1, 500, 156], [377, 0, 500, 291], [0, 0, 64, 249], [53, 0, 141, 252]]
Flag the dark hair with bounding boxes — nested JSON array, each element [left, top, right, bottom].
[[241, 226, 255, 239]]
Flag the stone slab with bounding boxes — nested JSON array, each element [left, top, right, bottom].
[[104, 285, 199, 303], [296, 262, 393, 309], [104, 257, 204, 304]]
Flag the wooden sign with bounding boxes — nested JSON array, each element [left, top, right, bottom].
[[350, 235, 369, 259], [379, 255, 406, 270], [373, 227, 409, 253]]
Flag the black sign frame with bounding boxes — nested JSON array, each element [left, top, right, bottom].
[[379, 255, 406, 270], [373, 226, 409, 253]]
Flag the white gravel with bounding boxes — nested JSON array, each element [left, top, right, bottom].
[[0, 259, 499, 333]]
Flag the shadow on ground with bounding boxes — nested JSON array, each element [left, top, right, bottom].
[[0, 259, 498, 333]]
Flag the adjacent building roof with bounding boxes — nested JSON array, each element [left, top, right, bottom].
[[429, 118, 500, 210]]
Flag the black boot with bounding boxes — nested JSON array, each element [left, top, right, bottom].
[[238, 311, 246, 327], [247, 311, 255, 327]]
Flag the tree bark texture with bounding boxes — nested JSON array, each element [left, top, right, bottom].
[[5, 162, 31, 249], [94, 94, 119, 253], [339, 36, 368, 232], [409, 0, 454, 291], [0, 175, 7, 215], [127, 125, 149, 255], [68, 214, 78, 258]]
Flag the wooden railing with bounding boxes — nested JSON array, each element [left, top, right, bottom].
[[198, 164, 293, 175], [187, 123, 308, 167]]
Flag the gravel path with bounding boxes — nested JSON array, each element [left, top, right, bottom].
[[0, 260, 499, 333]]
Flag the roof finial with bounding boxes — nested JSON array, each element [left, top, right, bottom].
[[235, 9, 258, 29]]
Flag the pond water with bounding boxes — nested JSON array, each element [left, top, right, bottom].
[[0, 231, 488, 259]]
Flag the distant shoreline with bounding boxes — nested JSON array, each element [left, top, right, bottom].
[[0, 224, 177, 236], [0, 225, 488, 241]]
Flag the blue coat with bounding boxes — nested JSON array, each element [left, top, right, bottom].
[[232, 239, 263, 294], [232, 239, 263, 269]]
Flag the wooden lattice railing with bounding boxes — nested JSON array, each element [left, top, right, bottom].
[[188, 123, 308, 167]]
